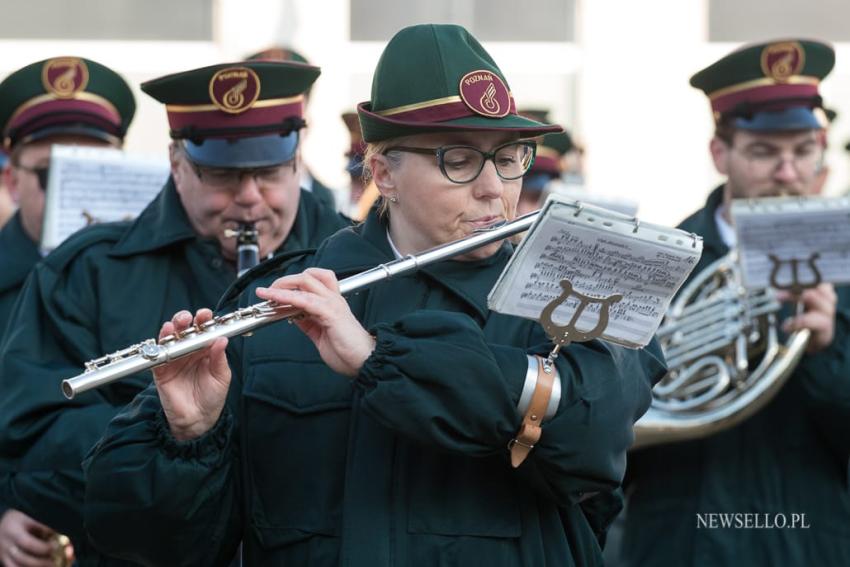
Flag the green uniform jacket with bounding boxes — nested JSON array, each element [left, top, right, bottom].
[[0, 179, 348, 565], [0, 212, 42, 523], [306, 173, 337, 211], [0, 211, 41, 333], [83, 209, 667, 567], [621, 187, 850, 566]]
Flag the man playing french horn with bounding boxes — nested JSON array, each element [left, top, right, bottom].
[[620, 39, 850, 565]]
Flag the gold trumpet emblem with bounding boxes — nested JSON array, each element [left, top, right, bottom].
[[760, 42, 804, 82], [223, 79, 247, 111], [770, 52, 795, 79], [209, 67, 261, 114], [480, 83, 501, 115], [42, 57, 89, 98], [53, 66, 78, 97]]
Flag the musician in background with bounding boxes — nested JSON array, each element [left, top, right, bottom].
[[0, 56, 135, 567], [620, 39, 850, 566], [0, 153, 13, 228], [341, 111, 370, 218], [0, 60, 348, 564], [247, 45, 338, 211], [83, 24, 665, 566], [516, 110, 575, 215]]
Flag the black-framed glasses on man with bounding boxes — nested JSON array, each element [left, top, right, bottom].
[[15, 163, 50, 192], [186, 158, 297, 189], [384, 141, 537, 184]]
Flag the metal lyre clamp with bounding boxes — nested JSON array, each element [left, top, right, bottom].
[[768, 252, 822, 296], [539, 278, 623, 367]]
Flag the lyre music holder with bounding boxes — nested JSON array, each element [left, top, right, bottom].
[[767, 252, 822, 296], [538, 279, 623, 368]]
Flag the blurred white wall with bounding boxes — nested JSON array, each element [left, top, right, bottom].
[[1, 0, 849, 226]]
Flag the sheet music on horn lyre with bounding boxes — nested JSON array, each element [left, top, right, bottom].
[[40, 145, 170, 254], [487, 195, 703, 348], [731, 195, 850, 290]]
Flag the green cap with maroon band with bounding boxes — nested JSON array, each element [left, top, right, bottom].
[[357, 24, 562, 142]]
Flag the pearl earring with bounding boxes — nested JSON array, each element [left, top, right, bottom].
[[389, 195, 399, 203]]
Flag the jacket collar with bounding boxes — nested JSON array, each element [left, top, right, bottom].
[[109, 177, 197, 257], [0, 212, 42, 292]]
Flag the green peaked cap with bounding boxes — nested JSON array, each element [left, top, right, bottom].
[[0, 56, 135, 149], [690, 39, 833, 126], [357, 24, 562, 142]]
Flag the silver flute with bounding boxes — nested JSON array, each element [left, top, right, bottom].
[[62, 211, 538, 399]]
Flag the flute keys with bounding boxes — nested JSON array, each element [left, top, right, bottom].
[[140, 342, 162, 360]]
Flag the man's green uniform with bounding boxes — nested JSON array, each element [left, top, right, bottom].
[[0, 212, 41, 331]]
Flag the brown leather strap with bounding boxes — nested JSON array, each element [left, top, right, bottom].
[[509, 355, 554, 468]]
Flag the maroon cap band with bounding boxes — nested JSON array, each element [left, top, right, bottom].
[[710, 78, 819, 115], [376, 96, 517, 124], [6, 96, 121, 138], [166, 97, 303, 137]]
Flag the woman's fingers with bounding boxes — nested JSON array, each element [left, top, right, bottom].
[[265, 269, 338, 295], [302, 268, 341, 293], [195, 308, 214, 325], [171, 310, 194, 332], [207, 337, 231, 384], [158, 320, 175, 341]]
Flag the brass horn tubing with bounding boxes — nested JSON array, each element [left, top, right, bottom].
[[664, 321, 744, 361], [651, 360, 732, 411], [653, 354, 729, 397], [661, 300, 780, 354], [658, 304, 744, 340], [664, 330, 744, 368], [659, 294, 778, 339]]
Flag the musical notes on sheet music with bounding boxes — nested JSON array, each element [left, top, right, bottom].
[[488, 197, 702, 348]]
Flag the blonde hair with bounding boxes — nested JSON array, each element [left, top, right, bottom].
[[362, 140, 404, 218]]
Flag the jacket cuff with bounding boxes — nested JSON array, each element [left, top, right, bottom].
[[154, 407, 233, 462], [356, 323, 396, 391]]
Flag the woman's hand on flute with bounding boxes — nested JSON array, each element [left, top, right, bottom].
[[256, 268, 376, 378], [153, 309, 231, 441]]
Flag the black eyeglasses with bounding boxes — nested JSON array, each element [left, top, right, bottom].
[[384, 140, 537, 184], [15, 163, 50, 192], [186, 158, 296, 189]]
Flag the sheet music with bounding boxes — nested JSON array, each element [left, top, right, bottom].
[[731, 196, 850, 290], [488, 196, 702, 348], [40, 145, 170, 253]]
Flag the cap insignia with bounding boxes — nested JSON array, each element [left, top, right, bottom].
[[209, 67, 261, 114], [760, 42, 805, 83], [42, 57, 89, 99], [458, 70, 510, 118]]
